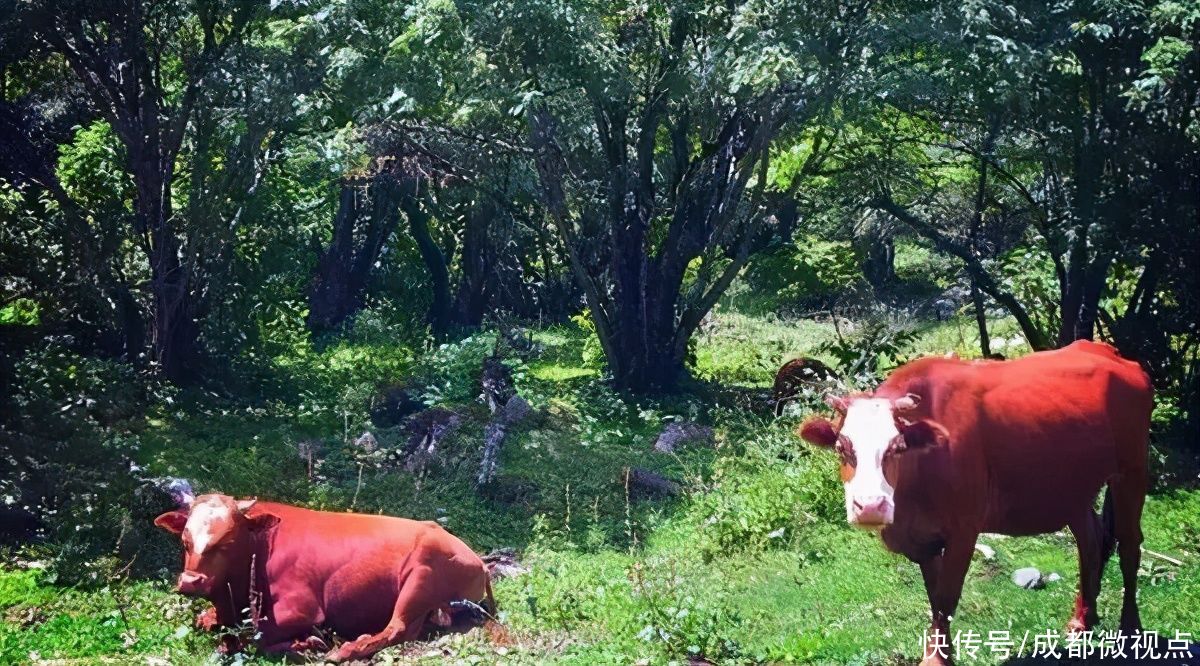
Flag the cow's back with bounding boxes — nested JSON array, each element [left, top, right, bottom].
[[250, 503, 488, 637], [879, 341, 1151, 537]]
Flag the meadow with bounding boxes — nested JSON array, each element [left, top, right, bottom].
[[3, 305, 1197, 665]]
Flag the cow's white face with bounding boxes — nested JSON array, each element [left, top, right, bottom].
[[838, 399, 901, 527], [798, 393, 941, 530], [154, 494, 266, 597], [185, 496, 239, 555]]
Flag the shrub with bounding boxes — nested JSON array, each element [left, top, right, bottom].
[[1, 344, 173, 584], [745, 236, 863, 310]]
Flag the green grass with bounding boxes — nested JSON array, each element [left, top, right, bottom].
[[3, 310, 1197, 665]]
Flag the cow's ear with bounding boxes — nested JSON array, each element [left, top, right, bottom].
[[248, 513, 280, 533], [897, 420, 949, 450], [798, 417, 839, 448], [824, 395, 849, 413], [154, 510, 188, 535]]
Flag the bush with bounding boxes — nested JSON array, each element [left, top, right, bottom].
[[0, 344, 173, 585], [745, 236, 863, 310], [689, 417, 843, 558]]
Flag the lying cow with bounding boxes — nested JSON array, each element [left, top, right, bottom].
[[798, 340, 1151, 665], [772, 356, 838, 417], [155, 494, 495, 661]]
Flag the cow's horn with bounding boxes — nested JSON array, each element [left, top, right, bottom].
[[236, 498, 258, 513], [894, 394, 921, 411]]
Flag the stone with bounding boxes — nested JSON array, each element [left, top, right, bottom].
[[653, 422, 714, 454], [1012, 567, 1044, 589], [352, 431, 378, 452]]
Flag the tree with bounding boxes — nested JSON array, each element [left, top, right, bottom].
[[24, 0, 263, 381], [469, 0, 872, 391]]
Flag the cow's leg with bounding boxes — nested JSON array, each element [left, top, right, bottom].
[[1110, 477, 1146, 633], [918, 552, 942, 611], [256, 592, 325, 657], [921, 538, 974, 666], [327, 565, 435, 662], [1067, 509, 1104, 633]]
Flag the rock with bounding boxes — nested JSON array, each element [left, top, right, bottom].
[[500, 395, 533, 424], [625, 467, 682, 499], [974, 543, 995, 560], [653, 422, 714, 454], [1012, 567, 1044, 589], [353, 431, 379, 452], [482, 548, 530, 580]]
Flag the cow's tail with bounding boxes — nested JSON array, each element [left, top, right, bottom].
[[1100, 485, 1118, 565], [481, 578, 513, 646]]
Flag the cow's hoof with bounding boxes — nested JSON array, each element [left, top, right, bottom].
[[195, 608, 219, 632], [1066, 617, 1094, 635], [291, 636, 328, 652]]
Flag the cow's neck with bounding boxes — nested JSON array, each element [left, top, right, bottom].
[[210, 531, 273, 629]]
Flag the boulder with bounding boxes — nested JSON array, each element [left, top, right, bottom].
[[625, 467, 682, 499], [653, 422, 714, 454]]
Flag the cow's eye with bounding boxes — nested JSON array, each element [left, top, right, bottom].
[[835, 434, 856, 467]]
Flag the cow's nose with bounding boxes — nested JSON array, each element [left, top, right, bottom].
[[177, 571, 209, 595], [852, 496, 891, 525]]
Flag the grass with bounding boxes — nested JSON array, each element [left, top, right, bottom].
[[2, 309, 1197, 665]]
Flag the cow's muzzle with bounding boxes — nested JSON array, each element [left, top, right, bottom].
[[177, 571, 211, 596], [850, 496, 893, 527]]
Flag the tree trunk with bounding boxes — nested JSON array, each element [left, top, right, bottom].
[[861, 231, 895, 290], [452, 200, 494, 328], [400, 187, 452, 339], [307, 176, 404, 335], [308, 184, 365, 333], [970, 280, 990, 357], [134, 150, 200, 381]]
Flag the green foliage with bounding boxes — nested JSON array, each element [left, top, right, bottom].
[[0, 298, 39, 325], [56, 121, 134, 216], [567, 310, 606, 372], [745, 236, 863, 309], [998, 245, 1061, 343], [818, 315, 920, 383]]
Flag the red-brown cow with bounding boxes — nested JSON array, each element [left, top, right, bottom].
[[155, 495, 494, 662], [798, 340, 1151, 665]]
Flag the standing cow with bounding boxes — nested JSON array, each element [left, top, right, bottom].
[[797, 340, 1151, 665], [155, 494, 495, 661]]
